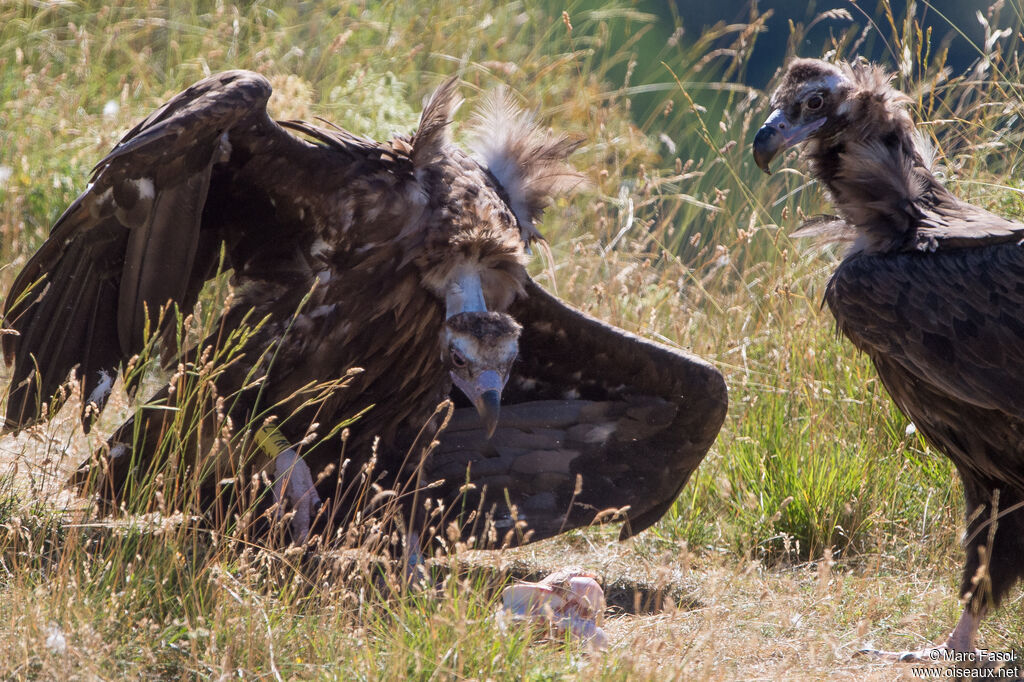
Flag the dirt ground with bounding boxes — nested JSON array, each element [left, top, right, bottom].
[[461, 539, 1024, 681]]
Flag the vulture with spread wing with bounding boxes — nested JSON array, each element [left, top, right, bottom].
[[3, 71, 726, 557], [753, 58, 1024, 659]]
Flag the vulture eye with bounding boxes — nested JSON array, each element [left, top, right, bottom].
[[806, 94, 824, 111], [451, 348, 467, 368]]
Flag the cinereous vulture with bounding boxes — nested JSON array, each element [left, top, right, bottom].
[[3, 71, 726, 558], [753, 57, 1024, 659]]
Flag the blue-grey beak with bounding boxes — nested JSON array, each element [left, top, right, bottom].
[[753, 109, 825, 173], [451, 368, 505, 439], [478, 389, 501, 439]]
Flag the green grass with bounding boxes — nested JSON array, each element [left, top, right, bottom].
[[2, 0, 1024, 678]]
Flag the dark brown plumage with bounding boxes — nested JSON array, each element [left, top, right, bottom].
[[3, 71, 727, 555], [754, 58, 1024, 658]]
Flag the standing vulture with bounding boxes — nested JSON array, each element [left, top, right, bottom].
[[753, 58, 1024, 659], [2, 71, 726, 558]]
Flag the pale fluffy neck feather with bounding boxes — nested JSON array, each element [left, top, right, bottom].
[[467, 88, 583, 243]]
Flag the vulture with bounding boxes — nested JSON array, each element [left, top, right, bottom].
[[753, 58, 1024, 659], [2, 71, 727, 561]]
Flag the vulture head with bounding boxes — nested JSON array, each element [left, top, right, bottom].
[[439, 257, 522, 438], [752, 58, 914, 174], [410, 84, 582, 437], [442, 310, 520, 438], [751, 58, 960, 252]]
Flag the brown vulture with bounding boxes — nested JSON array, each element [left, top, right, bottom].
[[753, 58, 1024, 659], [2, 71, 727, 561]]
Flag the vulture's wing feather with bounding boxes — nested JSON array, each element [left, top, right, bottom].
[[6, 208, 126, 423], [827, 240, 1024, 486], [425, 277, 727, 545], [1, 70, 331, 430], [827, 241, 1024, 417]]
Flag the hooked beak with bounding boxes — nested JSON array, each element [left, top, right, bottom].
[[477, 389, 501, 439], [452, 369, 504, 439], [752, 109, 826, 174]]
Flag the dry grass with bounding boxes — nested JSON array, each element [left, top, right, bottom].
[[1, 0, 1024, 679]]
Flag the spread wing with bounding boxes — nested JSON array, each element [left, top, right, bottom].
[[424, 277, 728, 546], [2, 70, 380, 431]]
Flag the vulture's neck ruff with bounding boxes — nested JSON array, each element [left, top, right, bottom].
[[753, 58, 960, 254], [468, 88, 585, 246]]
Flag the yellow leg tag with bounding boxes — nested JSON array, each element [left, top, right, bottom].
[[255, 423, 292, 458]]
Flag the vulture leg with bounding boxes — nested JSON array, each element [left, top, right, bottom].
[[271, 447, 322, 542], [944, 608, 982, 653], [77, 381, 325, 543], [860, 485, 1024, 661], [402, 530, 430, 586], [859, 473, 1024, 661]]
